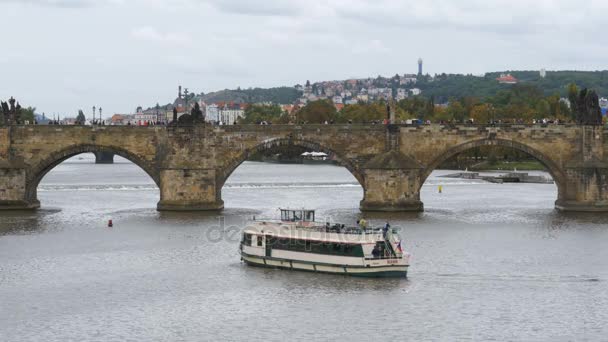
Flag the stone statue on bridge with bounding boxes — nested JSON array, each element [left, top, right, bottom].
[[0, 97, 18, 126], [0, 101, 8, 126], [575, 88, 603, 125]]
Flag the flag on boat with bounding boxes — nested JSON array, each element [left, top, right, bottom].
[[396, 241, 403, 252]]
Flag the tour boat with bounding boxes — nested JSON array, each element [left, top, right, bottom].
[[239, 209, 410, 278]]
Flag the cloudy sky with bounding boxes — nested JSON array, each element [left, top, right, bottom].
[[0, 0, 606, 116]]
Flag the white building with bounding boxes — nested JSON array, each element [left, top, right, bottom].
[[357, 94, 369, 102], [206, 104, 219, 123], [410, 88, 422, 96], [540, 69, 547, 78], [219, 104, 245, 125], [600, 97, 608, 109], [332, 96, 343, 104], [396, 88, 409, 101]]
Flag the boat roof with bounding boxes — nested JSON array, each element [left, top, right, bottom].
[[279, 208, 316, 211], [244, 221, 383, 244]]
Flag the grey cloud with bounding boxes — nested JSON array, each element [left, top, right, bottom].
[[0, 0, 122, 7], [202, 0, 303, 16]]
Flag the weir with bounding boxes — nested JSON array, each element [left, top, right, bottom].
[[0, 124, 607, 212]]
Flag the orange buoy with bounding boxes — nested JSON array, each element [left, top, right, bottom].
[[108, 219, 113, 228]]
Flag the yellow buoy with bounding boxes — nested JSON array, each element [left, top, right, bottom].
[[438, 185, 443, 193]]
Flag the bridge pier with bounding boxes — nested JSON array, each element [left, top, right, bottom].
[[359, 151, 424, 212], [0, 167, 39, 210], [157, 169, 224, 211], [94, 152, 114, 164], [555, 166, 608, 212]]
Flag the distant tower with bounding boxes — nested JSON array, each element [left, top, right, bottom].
[[540, 68, 547, 78], [178, 85, 182, 99], [418, 58, 423, 76]]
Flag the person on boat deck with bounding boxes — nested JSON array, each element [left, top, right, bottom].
[[359, 218, 367, 231], [383, 222, 390, 238], [372, 245, 381, 258]]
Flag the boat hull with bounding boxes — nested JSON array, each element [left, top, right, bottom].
[[241, 253, 408, 278]]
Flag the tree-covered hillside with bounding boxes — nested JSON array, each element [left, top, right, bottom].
[[420, 71, 608, 104], [201, 87, 301, 104], [156, 70, 608, 108]]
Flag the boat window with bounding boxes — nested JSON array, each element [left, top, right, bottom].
[[281, 210, 287, 221], [269, 238, 364, 257], [305, 211, 315, 222], [243, 234, 253, 246], [293, 211, 302, 221], [257, 235, 264, 247]]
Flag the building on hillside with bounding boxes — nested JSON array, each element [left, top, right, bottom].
[[599, 97, 608, 109], [400, 74, 417, 85], [344, 99, 358, 105], [396, 88, 409, 101], [357, 94, 369, 102], [141, 106, 168, 123], [134, 106, 157, 124], [219, 103, 245, 125], [497, 74, 518, 84], [206, 104, 219, 123], [281, 104, 295, 115], [110, 114, 136, 125], [332, 96, 343, 104], [410, 88, 422, 96], [540, 69, 547, 78]]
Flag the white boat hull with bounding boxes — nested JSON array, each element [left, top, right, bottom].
[[241, 252, 408, 278]]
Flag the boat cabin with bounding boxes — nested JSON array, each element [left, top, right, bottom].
[[280, 209, 315, 223]]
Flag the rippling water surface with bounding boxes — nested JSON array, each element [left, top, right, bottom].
[[1, 155, 607, 341]]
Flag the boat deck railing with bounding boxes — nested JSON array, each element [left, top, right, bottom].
[[251, 218, 393, 236]]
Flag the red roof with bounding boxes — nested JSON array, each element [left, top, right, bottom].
[[496, 74, 518, 83]]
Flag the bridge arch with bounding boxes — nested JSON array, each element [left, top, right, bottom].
[[218, 137, 365, 189], [25, 144, 160, 204], [419, 138, 566, 198]]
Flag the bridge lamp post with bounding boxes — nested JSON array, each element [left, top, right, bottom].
[[92, 106, 96, 125], [99, 107, 103, 124]]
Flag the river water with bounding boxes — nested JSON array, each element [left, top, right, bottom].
[[1, 155, 607, 341]]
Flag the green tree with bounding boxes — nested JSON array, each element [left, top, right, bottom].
[[336, 102, 386, 123], [535, 99, 551, 118], [470, 104, 495, 123], [239, 104, 284, 124], [446, 99, 467, 122], [19, 106, 36, 123], [295, 100, 337, 123]]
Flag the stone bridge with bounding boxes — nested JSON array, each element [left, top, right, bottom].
[[1, 124, 607, 212]]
